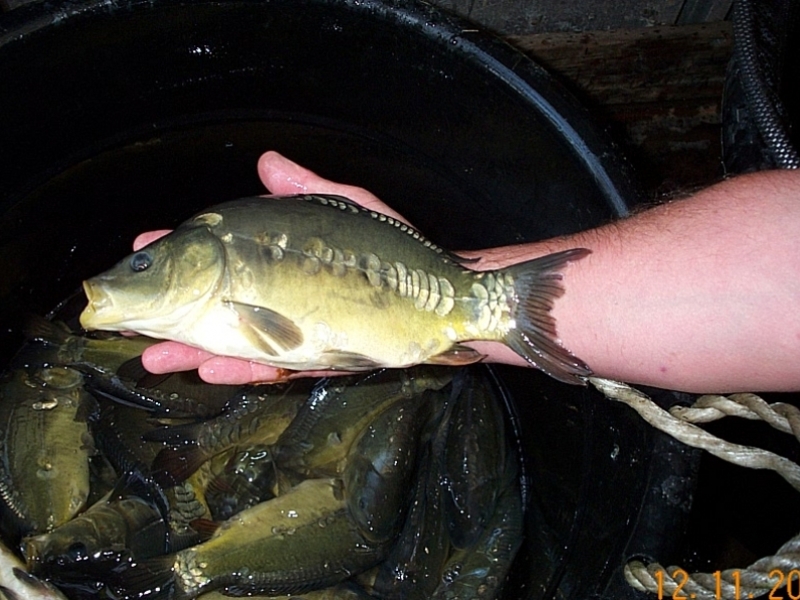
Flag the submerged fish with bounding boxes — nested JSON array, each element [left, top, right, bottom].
[[23, 316, 158, 375], [147, 382, 309, 486], [80, 195, 590, 384], [431, 482, 524, 600], [22, 487, 169, 580], [441, 367, 512, 549], [0, 539, 68, 600], [0, 365, 95, 540], [111, 478, 388, 600], [274, 367, 452, 478]]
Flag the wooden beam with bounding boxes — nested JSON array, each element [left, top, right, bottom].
[[506, 21, 733, 196]]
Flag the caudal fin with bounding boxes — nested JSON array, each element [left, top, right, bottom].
[[502, 248, 591, 385]]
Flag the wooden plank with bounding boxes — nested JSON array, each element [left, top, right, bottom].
[[505, 21, 733, 196], [429, 0, 687, 36], [507, 21, 732, 106]]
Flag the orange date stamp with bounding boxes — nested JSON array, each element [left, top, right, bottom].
[[656, 567, 798, 600]]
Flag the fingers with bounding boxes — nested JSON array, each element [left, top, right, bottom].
[[143, 343, 286, 384], [133, 229, 172, 251], [257, 151, 412, 225], [141, 342, 218, 374], [196, 356, 287, 385], [142, 341, 349, 384]]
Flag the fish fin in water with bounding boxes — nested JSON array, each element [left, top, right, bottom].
[[229, 301, 304, 355], [22, 314, 71, 345], [187, 518, 219, 539], [105, 555, 177, 600], [502, 248, 592, 385], [151, 445, 208, 487], [10, 568, 65, 599], [426, 344, 485, 366], [116, 356, 158, 385], [0, 585, 20, 600]]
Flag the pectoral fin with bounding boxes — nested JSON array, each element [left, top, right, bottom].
[[229, 301, 304, 355]]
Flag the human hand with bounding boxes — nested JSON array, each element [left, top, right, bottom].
[[135, 151, 414, 384]]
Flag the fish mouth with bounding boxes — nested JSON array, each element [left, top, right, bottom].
[[79, 279, 116, 330]]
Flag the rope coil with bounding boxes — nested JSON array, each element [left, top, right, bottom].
[[588, 378, 800, 599]]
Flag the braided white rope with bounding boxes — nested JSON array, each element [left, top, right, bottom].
[[588, 378, 800, 492], [671, 393, 800, 442], [588, 378, 800, 600]]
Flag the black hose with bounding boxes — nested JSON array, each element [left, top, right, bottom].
[[723, 0, 800, 171]]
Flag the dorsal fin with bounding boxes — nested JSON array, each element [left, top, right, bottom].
[[298, 194, 476, 265]]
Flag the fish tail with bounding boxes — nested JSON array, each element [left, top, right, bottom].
[[501, 248, 591, 385]]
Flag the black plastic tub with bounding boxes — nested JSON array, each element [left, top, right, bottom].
[[0, 1, 698, 598]]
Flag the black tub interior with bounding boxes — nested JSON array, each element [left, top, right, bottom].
[[0, 1, 697, 598]]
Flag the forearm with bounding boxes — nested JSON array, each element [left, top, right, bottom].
[[469, 170, 800, 393]]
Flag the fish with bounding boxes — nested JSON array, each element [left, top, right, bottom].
[[147, 381, 309, 486], [431, 482, 524, 600], [196, 581, 373, 599], [0, 539, 69, 600], [342, 390, 434, 546], [80, 194, 591, 384], [23, 315, 158, 375], [441, 367, 513, 549], [203, 444, 279, 521], [274, 367, 453, 478], [109, 478, 389, 600], [165, 452, 234, 543], [21, 476, 170, 581], [24, 317, 218, 416], [370, 416, 452, 599], [0, 363, 96, 541]]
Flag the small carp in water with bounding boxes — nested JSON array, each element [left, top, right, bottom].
[[432, 482, 524, 600], [22, 487, 169, 580], [109, 478, 389, 600], [371, 411, 452, 600], [274, 367, 451, 477], [0, 364, 95, 541], [0, 538, 69, 600], [195, 581, 372, 600], [343, 391, 433, 545], [147, 382, 309, 486], [23, 315, 158, 375], [203, 444, 279, 521], [441, 367, 512, 549], [80, 195, 590, 384]]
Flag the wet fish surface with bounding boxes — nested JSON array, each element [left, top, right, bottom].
[[0, 361, 95, 541], [80, 194, 590, 384], [0, 539, 69, 600], [0, 318, 525, 600]]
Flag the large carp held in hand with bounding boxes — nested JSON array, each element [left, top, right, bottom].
[[80, 194, 590, 384]]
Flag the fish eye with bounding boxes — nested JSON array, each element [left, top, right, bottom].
[[67, 542, 88, 562], [129, 251, 153, 272]]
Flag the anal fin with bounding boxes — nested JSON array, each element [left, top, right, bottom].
[[426, 344, 485, 366]]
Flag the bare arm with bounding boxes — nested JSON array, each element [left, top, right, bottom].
[[139, 153, 800, 393], [468, 169, 800, 393]]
